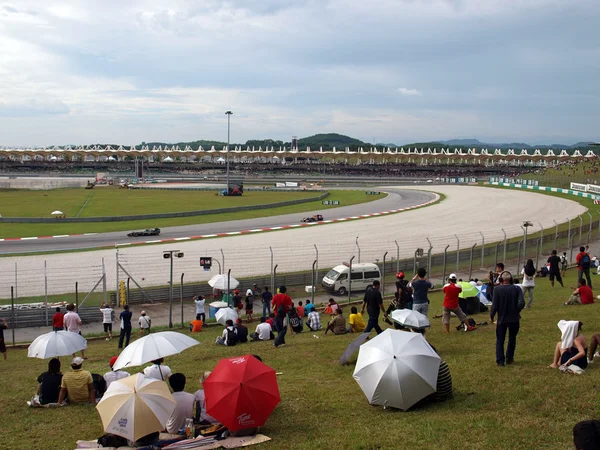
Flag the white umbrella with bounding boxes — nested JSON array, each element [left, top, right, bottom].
[[353, 329, 440, 411], [391, 309, 431, 329], [96, 373, 176, 442], [27, 330, 87, 359], [215, 307, 238, 325], [208, 274, 240, 290], [112, 331, 200, 371], [50, 211, 64, 215]]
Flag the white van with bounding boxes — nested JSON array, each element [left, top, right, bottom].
[[322, 262, 381, 295]]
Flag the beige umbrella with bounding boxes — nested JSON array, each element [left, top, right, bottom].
[[96, 373, 176, 442]]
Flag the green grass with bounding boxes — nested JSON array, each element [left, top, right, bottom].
[[0, 190, 381, 238], [2, 270, 598, 449], [522, 161, 600, 189]]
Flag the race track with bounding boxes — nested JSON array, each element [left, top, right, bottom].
[[0, 185, 587, 299]]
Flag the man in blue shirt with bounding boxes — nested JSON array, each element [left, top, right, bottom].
[[409, 268, 435, 317], [118, 304, 133, 349]]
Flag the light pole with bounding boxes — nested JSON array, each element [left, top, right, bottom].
[[225, 111, 233, 193], [163, 250, 184, 328], [523, 221, 533, 261]]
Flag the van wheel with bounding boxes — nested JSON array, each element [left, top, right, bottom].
[[338, 287, 347, 296]]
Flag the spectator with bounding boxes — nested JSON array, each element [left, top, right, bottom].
[[442, 274, 474, 333], [548, 250, 564, 288], [325, 308, 347, 335], [57, 357, 95, 404], [0, 317, 8, 361], [143, 358, 172, 381], [261, 286, 273, 318], [194, 295, 206, 323], [361, 280, 388, 335], [104, 356, 130, 388], [165, 373, 196, 435], [64, 303, 86, 359], [245, 292, 254, 323], [325, 298, 339, 315], [304, 300, 316, 315], [33, 358, 63, 406], [521, 259, 536, 308], [250, 316, 273, 341], [573, 420, 600, 450], [306, 309, 322, 331], [194, 372, 218, 425], [235, 319, 249, 343], [296, 301, 305, 318], [565, 279, 594, 305], [348, 306, 366, 333], [273, 305, 287, 348], [138, 311, 151, 335], [118, 305, 133, 349], [215, 319, 237, 346], [232, 290, 243, 310], [52, 307, 64, 332], [491, 271, 525, 366], [272, 285, 293, 314], [409, 268, 434, 317], [549, 321, 588, 370], [288, 306, 303, 334], [395, 271, 412, 310], [266, 312, 276, 328], [576, 246, 593, 289], [100, 303, 114, 341], [189, 319, 203, 333], [561, 252, 568, 277]]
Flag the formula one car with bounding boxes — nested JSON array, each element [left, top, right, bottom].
[[301, 214, 324, 223], [127, 228, 161, 237]]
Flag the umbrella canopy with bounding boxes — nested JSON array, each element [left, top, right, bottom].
[[458, 282, 478, 299], [204, 355, 280, 432], [96, 373, 176, 442], [50, 211, 64, 215], [215, 307, 238, 326], [27, 330, 87, 359], [476, 285, 491, 306], [353, 329, 440, 411], [391, 309, 431, 330], [208, 274, 240, 290], [340, 332, 370, 365], [112, 331, 200, 371]]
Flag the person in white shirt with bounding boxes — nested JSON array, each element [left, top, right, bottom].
[[194, 296, 206, 323], [138, 311, 151, 335], [99, 303, 114, 341], [104, 356, 130, 388], [165, 373, 196, 434], [215, 320, 237, 346], [250, 316, 273, 341], [63, 303, 86, 359], [521, 259, 536, 308], [194, 371, 218, 424], [143, 358, 173, 381]]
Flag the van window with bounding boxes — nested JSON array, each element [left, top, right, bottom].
[[337, 273, 347, 281], [325, 269, 340, 280], [364, 271, 380, 279], [351, 272, 363, 280]]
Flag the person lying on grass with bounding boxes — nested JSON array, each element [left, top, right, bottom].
[[549, 320, 588, 370]]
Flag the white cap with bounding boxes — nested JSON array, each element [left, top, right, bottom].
[[448, 273, 457, 280], [72, 357, 84, 366]]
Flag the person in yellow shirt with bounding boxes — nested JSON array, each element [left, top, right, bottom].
[[348, 306, 366, 333], [58, 357, 95, 404]]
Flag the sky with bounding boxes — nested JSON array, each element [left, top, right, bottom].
[[0, 0, 599, 147]]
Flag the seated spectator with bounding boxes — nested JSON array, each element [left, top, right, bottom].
[[58, 357, 95, 405], [288, 307, 303, 334], [549, 320, 588, 370], [296, 301, 305, 318], [325, 309, 347, 335], [587, 334, 600, 363], [306, 309, 322, 331], [189, 319, 203, 333], [250, 317, 273, 341], [215, 320, 237, 346], [194, 371, 219, 425], [325, 298, 340, 315], [424, 360, 453, 403], [165, 373, 196, 434], [348, 306, 366, 333], [235, 319, 249, 343], [304, 300, 316, 315], [565, 279, 594, 305], [104, 356, 130, 389], [30, 358, 63, 406], [265, 313, 276, 328], [573, 420, 600, 450], [143, 358, 172, 381]]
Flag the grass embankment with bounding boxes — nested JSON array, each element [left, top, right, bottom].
[[1, 270, 598, 449], [0, 189, 383, 237], [522, 160, 600, 189]]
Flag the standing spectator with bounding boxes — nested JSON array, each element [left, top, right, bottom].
[[395, 272, 412, 310], [296, 301, 305, 318], [143, 358, 172, 381], [165, 373, 196, 435], [576, 246, 593, 288], [0, 317, 7, 361], [64, 304, 86, 359], [547, 250, 564, 288], [103, 356, 130, 389], [560, 252, 568, 277], [261, 286, 273, 318], [52, 307, 64, 332], [348, 306, 366, 333], [235, 319, 249, 343], [442, 274, 474, 333], [272, 285, 293, 314], [361, 280, 388, 335], [99, 303, 114, 341], [138, 311, 151, 335], [250, 317, 273, 341], [306, 309, 322, 331], [490, 271, 525, 366], [409, 268, 434, 317], [245, 292, 254, 323], [564, 279, 594, 305], [521, 259, 536, 308], [232, 290, 243, 310], [194, 295, 206, 323], [273, 305, 288, 348], [57, 357, 95, 404], [118, 305, 133, 349]]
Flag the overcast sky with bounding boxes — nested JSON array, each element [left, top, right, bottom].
[[0, 0, 598, 146]]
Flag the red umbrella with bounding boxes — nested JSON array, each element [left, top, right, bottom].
[[204, 355, 280, 432]]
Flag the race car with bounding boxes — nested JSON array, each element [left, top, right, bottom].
[[301, 214, 324, 223], [127, 228, 161, 237]]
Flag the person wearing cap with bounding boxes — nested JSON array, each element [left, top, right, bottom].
[[194, 295, 206, 323], [138, 310, 151, 335], [104, 356, 130, 389], [396, 271, 412, 310], [58, 357, 95, 404], [442, 274, 474, 333]]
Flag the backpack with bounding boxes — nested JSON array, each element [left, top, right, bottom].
[[560, 255, 567, 265], [289, 315, 301, 329], [225, 327, 237, 346], [581, 253, 591, 269]]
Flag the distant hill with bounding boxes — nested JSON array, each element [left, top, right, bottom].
[[434, 139, 595, 150]]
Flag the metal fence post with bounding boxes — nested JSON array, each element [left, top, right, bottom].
[[567, 218, 572, 251], [521, 225, 527, 261], [102, 257, 108, 306], [382, 251, 388, 297], [11, 286, 15, 345], [44, 260, 49, 326], [587, 212, 593, 244], [269, 247, 274, 294], [348, 256, 355, 304], [502, 228, 507, 263], [494, 242, 500, 268], [535, 238, 542, 270], [180, 273, 184, 329], [469, 243, 476, 279], [395, 240, 400, 273], [454, 234, 460, 272], [516, 241, 522, 274], [579, 216, 583, 242], [221, 249, 225, 274], [311, 260, 317, 305], [479, 232, 485, 268], [314, 244, 319, 283], [538, 223, 544, 260], [553, 220, 558, 250], [355, 236, 361, 263], [273, 265, 278, 293], [75, 282, 79, 311], [426, 238, 433, 275], [227, 269, 232, 307], [442, 244, 450, 282], [127, 278, 130, 306], [14, 262, 17, 301], [115, 245, 119, 299], [570, 232, 578, 261]]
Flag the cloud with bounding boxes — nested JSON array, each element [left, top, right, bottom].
[[397, 88, 422, 96]]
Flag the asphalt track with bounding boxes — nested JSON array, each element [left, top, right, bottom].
[[0, 188, 434, 253]]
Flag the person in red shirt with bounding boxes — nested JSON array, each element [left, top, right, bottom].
[[565, 279, 594, 305], [296, 301, 305, 318], [52, 307, 64, 332], [271, 285, 293, 313], [442, 274, 475, 333]]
